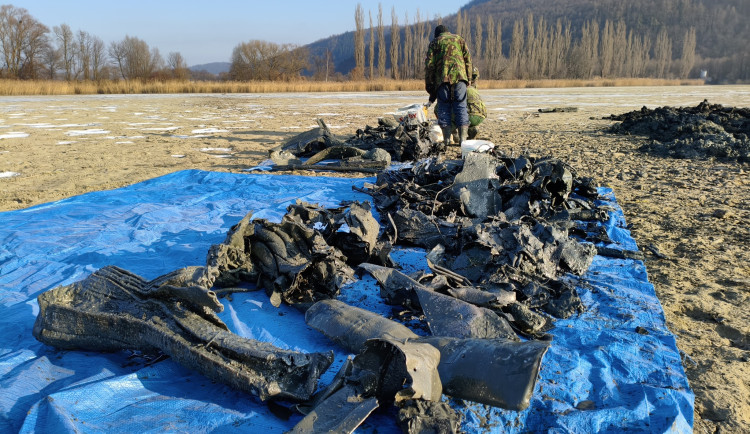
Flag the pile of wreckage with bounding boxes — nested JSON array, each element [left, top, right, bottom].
[[33, 116, 621, 433], [607, 99, 750, 162]]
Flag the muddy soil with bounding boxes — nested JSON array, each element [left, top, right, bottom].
[[1, 86, 748, 432]]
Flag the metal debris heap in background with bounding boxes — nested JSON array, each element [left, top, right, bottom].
[[268, 117, 440, 172], [33, 113, 620, 433], [607, 99, 750, 162]]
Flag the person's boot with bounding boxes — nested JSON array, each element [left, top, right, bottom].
[[458, 125, 469, 143], [441, 126, 452, 147]]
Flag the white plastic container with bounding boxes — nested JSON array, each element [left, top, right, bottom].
[[393, 104, 428, 125], [461, 139, 495, 158]]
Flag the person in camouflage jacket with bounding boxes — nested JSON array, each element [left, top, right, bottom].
[[435, 67, 487, 140], [425, 24, 473, 146]]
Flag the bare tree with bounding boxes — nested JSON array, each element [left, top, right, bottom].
[[654, 27, 672, 78], [679, 27, 696, 78], [377, 4, 385, 78], [509, 19, 523, 78], [53, 24, 75, 80], [353, 3, 365, 80], [0, 5, 49, 78], [474, 15, 482, 72], [402, 12, 411, 79], [229, 40, 308, 81], [109, 35, 163, 81], [40, 42, 60, 79], [368, 11, 374, 79], [612, 21, 627, 77], [484, 15, 496, 78], [90, 35, 106, 81], [549, 19, 571, 78], [312, 48, 334, 81], [167, 52, 189, 80], [600, 20, 615, 77], [77, 30, 92, 80], [390, 7, 399, 79], [413, 9, 426, 80]]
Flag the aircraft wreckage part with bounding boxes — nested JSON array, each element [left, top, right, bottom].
[[446, 285, 516, 308], [32, 266, 333, 402], [413, 287, 519, 341], [274, 118, 346, 157], [451, 152, 503, 219], [248, 217, 354, 307], [416, 336, 549, 410], [391, 207, 458, 250], [328, 201, 381, 265], [289, 385, 379, 434], [205, 211, 255, 288], [398, 399, 462, 434], [352, 338, 443, 404], [357, 262, 424, 309], [305, 299, 418, 353]]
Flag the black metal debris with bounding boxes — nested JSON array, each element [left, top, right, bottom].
[[606, 99, 750, 162], [33, 113, 620, 433]]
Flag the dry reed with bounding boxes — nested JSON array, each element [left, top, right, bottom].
[[0, 77, 704, 96]]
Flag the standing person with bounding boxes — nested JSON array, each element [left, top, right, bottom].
[[424, 24, 473, 148], [434, 67, 487, 141]]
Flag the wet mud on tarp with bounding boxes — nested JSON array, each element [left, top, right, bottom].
[[606, 100, 750, 162], [0, 170, 693, 433]]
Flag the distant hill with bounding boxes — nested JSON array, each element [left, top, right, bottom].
[[304, 0, 749, 82], [189, 62, 231, 75]]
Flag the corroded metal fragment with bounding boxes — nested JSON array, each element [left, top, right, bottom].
[[32, 266, 332, 402], [305, 299, 418, 353], [414, 286, 519, 341], [417, 336, 549, 410]]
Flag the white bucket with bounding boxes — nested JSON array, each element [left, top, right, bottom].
[[393, 104, 428, 125], [461, 139, 494, 158]]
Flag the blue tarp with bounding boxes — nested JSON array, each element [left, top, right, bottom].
[[0, 170, 693, 433]]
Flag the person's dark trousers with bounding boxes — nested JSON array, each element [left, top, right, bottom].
[[436, 81, 469, 128]]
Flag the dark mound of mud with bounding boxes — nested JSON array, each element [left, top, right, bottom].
[[606, 100, 750, 162]]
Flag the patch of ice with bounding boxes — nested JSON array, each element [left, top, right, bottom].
[[17, 123, 55, 128], [143, 126, 180, 131], [316, 113, 340, 116], [172, 154, 185, 158], [0, 132, 29, 139], [199, 147, 232, 152], [57, 141, 76, 145], [65, 129, 109, 136], [115, 141, 134, 144], [1, 171, 20, 178], [192, 128, 229, 134], [212, 155, 232, 158]]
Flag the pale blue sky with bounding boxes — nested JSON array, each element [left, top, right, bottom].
[[21, 1, 465, 66]]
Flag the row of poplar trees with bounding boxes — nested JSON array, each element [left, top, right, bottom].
[[352, 5, 697, 81]]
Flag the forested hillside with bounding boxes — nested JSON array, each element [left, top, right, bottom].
[[307, 0, 748, 83]]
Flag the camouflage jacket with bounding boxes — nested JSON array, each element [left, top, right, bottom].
[[467, 86, 486, 119], [424, 32, 472, 95]]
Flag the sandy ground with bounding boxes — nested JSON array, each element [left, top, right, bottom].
[[1, 86, 749, 433]]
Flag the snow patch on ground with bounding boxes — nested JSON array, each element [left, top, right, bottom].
[[65, 129, 110, 136], [192, 128, 229, 134], [0, 132, 29, 139]]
